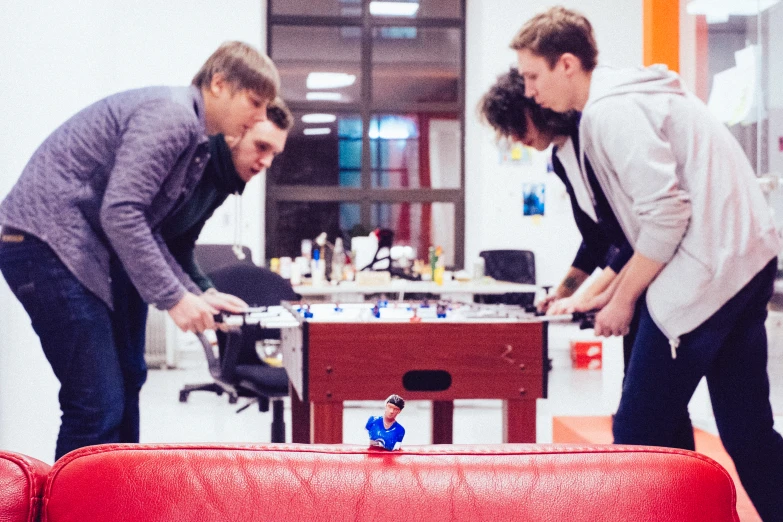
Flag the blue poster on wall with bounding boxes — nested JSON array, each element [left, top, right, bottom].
[[522, 183, 545, 216]]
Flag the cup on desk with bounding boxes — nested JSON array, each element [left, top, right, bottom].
[[279, 257, 293, 279], [473, 257, 485, 280]]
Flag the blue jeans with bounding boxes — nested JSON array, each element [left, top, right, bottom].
[[615, 259, 783, 521], [0, 234, 148, 460]]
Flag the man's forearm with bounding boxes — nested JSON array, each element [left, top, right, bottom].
[[579, 267, 617, 303], [610, 252, 665, 306], [555, 267, 590, 298]]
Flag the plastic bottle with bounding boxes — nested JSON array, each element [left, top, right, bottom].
[[331, 237, 345, 283], [311, 248, 325, 286]]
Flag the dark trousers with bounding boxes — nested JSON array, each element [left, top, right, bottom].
[[0, 235, 148, 460], [622, 296, 695, 450], [614, 259, 783, 521]]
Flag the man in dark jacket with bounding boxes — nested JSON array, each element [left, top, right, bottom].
[[0, 42, 279, 460], [163, 97, 292, 298]]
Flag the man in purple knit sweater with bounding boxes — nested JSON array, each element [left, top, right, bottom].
[[0, 41, 279, 460]]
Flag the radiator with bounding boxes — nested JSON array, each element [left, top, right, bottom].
[[144, 306, 178, 369]]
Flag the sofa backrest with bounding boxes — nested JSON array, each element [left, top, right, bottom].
[[42, 443, 739, 522], [0, 451, 51, 522]]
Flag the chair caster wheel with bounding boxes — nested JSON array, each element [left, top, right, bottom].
[[228, 394, 238, 404], [179, 391, 188, 403]]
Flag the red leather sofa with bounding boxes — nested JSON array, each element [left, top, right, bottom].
[[0, 450, 51, 522], [3, 444, 739, 521]]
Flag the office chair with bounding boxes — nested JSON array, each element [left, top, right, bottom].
[[194, 244, 254, 275], [179, 262, 299, 443], [475, 249, 536, 307]]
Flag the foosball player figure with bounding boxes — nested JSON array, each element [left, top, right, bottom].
[[302, 304, 313, 319], [366, 395, 406, 451], [436, 303, 447, 318], [410, 307, 422, 323], [371, 303, 381, 318]]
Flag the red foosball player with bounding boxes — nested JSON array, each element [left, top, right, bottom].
[[410, 307, 421, 323], [366, 395, 406, 451]]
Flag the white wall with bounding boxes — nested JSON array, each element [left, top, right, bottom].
[[465, 0, 643, 285], [0, 0, 264, 462]]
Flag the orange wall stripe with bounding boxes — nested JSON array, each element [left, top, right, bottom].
[[643, 0, 680, 71]]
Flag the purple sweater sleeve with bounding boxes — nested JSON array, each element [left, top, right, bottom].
[[100, 100, 201, 310]]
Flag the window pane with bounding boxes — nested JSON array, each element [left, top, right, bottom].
[[271, 25, 361, 104], [268, 202, 361, 259], [372, 27, 461, 103], [272, 0, 361, 17], [269, 113, 362, 187], [370, 202, 455, 266], [370, 114, 461, 188], [368, 0, 461, 19]]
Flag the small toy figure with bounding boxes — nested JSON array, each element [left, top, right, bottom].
[[302, 304, 313, 319], [371, 304, 381, 318], [436, 303, 447, 318], [366, 395, 406, 450], [409, 307, 421, 323]]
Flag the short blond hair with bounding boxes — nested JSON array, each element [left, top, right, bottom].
[[510, 6, 598, 72], [193, 41, 280, 102]]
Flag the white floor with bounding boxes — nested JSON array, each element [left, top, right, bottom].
[[139, 323, 783, 447]]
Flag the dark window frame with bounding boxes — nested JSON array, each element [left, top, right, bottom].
[[266, 0, 466, 267]]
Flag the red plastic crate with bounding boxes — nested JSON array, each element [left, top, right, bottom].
[[570, 339, 602, 369]]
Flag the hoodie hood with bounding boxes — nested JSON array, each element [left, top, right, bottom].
[[585, 64, 686, 110]]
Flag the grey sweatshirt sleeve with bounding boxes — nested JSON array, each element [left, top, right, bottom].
[[100, 100, 200, 310], [586, 96, 691, 264]]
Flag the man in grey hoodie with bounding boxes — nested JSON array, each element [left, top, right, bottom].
[[513, 7, 782, 520], [0, 42, 279, 460]]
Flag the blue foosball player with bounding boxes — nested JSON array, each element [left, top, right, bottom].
[[436, 303, 447, 318], [366, 395, 405, 450]]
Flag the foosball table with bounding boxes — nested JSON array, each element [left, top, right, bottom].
[[246, 301, 586, 444]]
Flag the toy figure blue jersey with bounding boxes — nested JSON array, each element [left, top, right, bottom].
[[366, 394, 406, 450], [366, 416, 405, 450]]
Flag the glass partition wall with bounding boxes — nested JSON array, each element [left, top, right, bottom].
[[682, 0, 783, 235], [266, 0, 465, 269]]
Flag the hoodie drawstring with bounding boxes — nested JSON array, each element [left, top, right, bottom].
[[669, 337, 680, 359]]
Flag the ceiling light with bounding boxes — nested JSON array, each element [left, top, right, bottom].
[[306, 72, 356, 90], [369, 1, 420, 17], [301, 113, 337, 124], [306, 92, 343, 101], [304, 128, 332, 136]]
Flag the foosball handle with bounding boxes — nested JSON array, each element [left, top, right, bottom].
[[572, 311, 597, 330]]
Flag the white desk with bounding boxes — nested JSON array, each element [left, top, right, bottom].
[[292, 280, 538, 302]]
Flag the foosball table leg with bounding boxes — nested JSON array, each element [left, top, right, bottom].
[[432, 400, 454, 444]]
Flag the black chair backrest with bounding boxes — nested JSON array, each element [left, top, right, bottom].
[[207, 263, 299, 307], [476, 250, 535, 307], [479, 250, 535, 284], [208, 264, 298, 366], [194, 244, 254, 276]]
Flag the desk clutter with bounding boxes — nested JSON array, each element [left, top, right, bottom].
[[267, 229, 471, 287]]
